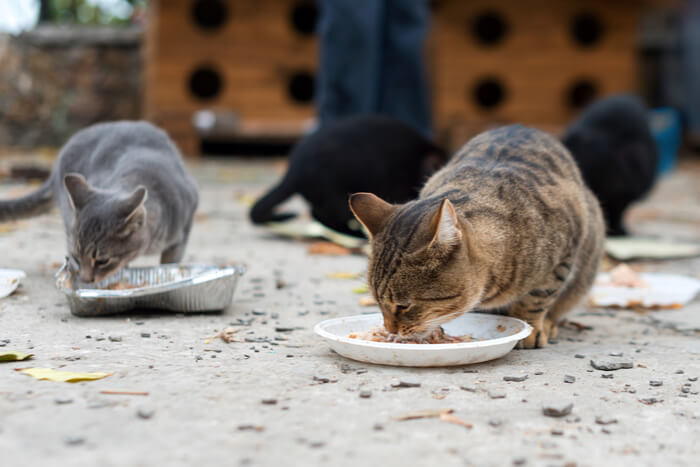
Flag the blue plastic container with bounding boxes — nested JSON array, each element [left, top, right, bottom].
[[649, 107, 682, 174]]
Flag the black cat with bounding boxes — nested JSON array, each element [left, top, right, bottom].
[[562, 94, 659, 236], [250, 115, 446, 237]]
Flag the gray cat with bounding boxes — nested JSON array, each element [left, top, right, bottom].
[[0, 121, 199, 283]]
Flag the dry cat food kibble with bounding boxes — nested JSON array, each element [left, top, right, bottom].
[[349, 326, 473, 344]]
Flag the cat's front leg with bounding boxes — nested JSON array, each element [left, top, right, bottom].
[[509, 287, 563, 349], [160, 242, 185, 264]]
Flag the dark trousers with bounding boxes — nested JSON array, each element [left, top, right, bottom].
[[682, 0, 700, 139], [315, 0, 432, 137]]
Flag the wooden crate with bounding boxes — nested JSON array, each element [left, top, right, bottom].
[[144, 0, 318, 155], [430, 0, 643, 146], [144, 0, 652, 155]]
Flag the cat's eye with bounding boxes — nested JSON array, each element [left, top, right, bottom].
[[95, 258, 111, 267], [394, 304, 409, 314]]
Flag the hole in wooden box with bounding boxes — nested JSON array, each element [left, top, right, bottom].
[[566, 78, 598, 109], [571, 12, 604, 47], [471, 77, 507, 110], [471, 10, 509, 46], [191, 0, 229, 31], [189, 66, 223, 100], [290, 1, 318, 36], [287, 71, 315, 104]]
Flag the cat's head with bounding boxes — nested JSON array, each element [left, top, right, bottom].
[[64, 173, 148, 283], [350, 193, 482, 337]]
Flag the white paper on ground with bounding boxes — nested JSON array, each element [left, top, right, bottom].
[[0, 269, 26, 299], [590, 272, 700, 308]]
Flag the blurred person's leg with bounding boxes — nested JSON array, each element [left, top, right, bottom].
[[682, 0, 700, 146], [316, 0, 385, 127], [379, 0, 432, 137]]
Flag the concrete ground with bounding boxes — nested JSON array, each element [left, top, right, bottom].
[[1, 154, 699, 467]]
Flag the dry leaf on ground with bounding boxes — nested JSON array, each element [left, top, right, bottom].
[[206, 327, 240, 344], [17, 368, 111, 383], [325, 271, 362, 280], [0, 351, 33, 362], [307, 242, 352, 256], [394, 409, 454, 421], [352, 284, 368, 294], [236, 193, 258, 207], [439, 412, 473, 429]]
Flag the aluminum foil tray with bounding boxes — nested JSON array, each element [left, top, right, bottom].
[[55, 261, 245, 316]]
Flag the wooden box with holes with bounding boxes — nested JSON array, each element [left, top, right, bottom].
[[144, 0, 655, 155], [144, 0, 318, 155]]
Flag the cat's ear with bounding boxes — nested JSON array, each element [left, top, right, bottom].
[[349, 193, 396, 238], [120, 186, 148, 219], [116, 187, 147, 237], [429, 199, 462, 248], [63, 173, 92, 211]]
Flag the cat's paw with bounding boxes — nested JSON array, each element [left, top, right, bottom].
[[544, 318, 559, 340], [516, 327, 549, 349]]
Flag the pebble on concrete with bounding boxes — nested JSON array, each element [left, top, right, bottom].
[[542, 401, 573, 417], [590, 359, 633, 371], [137, 408, 155, 419], [392, 380, 421, 388], [595, 415, 618, 425], [503, 375, 528, 382]]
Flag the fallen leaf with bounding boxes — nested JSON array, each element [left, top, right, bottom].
[[17, 368, 111, 383], [352, 284, 368, 294], [394, 409, 454, 421], [207, 327, 240, 343], [358, 296, 377, 306], [236, 193, 258, 207], [307, 242, 352, 256], [0, 351, 33, 362], [325, 271, 362, 280], [439, 412, 473, 429], [99, 390, 149, 396]]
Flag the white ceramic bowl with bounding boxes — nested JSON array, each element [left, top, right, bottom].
[[314, 312, 532, 367]]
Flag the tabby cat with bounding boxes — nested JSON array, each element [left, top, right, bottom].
[[349, 125, 605, 348], [563, 94, 658, 236], [250, 115, 446, 237], [0, 121, 199, 283]]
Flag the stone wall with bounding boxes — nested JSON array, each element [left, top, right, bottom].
[[0, 26, 142, 148]]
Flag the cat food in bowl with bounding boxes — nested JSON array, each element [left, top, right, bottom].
[[348, 326, 473, 344], [55, 261, 245, 316], [315, 313, 532, 367]]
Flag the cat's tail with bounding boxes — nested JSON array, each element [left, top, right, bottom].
[[249, 178, 297, 224], [0, 178, 55, 223]]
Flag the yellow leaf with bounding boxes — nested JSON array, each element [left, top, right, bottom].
[[19, 368, 111, 383], [352, 284, 368, 294], [325, 272, 362, 280], [236, 194, 258, 207], [0, 351, 33, 362]]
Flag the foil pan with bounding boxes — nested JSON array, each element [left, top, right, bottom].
[[55, 260, 245, 316]]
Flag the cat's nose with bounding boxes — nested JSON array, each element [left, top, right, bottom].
[[384, 317, 398, 334], [80, 269, 94, 283]]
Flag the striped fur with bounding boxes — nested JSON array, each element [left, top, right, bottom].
[[350, 125, 605, 348]]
